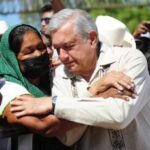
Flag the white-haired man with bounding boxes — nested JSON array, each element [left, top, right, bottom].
[[9, 9, 150, 150]]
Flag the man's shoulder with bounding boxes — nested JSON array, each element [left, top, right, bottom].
[[109, 46, 145, 61], [99, 47, 147, 69], [113, 46, 143, 56], [100, 46, 146, 66]]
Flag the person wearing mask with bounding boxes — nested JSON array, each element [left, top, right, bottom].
[[9, 9, 150, 150], [0, 24, 134, 149], [40, 1, 63, 68], [0, 24, 70, 150]]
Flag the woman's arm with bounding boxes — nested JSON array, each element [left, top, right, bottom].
[[3, 102, 77, 137], [88, 70, 135, 96], [10, 71, 135, 117]]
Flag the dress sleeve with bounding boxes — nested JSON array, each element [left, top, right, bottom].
[[0, 80, 30, 116]]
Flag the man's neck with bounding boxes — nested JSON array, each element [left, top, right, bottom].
[[82, 64, 97, 82], [82, 73, 93, 81]]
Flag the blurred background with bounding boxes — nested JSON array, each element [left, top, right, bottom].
[[0, 0, 150, 32]]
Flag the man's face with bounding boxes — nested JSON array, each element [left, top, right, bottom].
[[51, 22, 98, 79], [41, 11, 54, 33]]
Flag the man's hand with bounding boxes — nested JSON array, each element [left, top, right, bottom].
[[89, 71, 135, 96], [10, 95, 52, 117]]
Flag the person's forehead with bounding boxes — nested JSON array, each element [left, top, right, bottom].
[[22, 32, 42, 46], [52, 23, 78, 43], [54, 22, 76, 36], [42, 11, 54, 17]]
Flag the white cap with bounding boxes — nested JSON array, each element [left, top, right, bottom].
[[0, 20, 9, 35], [95, 16, 136, 48]]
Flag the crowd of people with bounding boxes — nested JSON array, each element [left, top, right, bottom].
[[0, 0, 150, 150]]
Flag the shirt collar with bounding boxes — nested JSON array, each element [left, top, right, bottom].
[[62, 67, 82, 81], [98, 44, 117, 66], [61, 44, 118, 80]]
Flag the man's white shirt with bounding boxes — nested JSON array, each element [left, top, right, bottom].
[[53, 46, 150, 150]]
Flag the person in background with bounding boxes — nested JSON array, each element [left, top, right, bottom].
[[9, 8, 150, 150], [0, 20, 9, 40], [96, 15, 136, 48], [133, 21, 150, 73], [0, 24, 133, 150], [133, 20, 150, 38], [41, 32, 61, 69], [40, 1, 63, 68], [133, 20, 150, 52], [40, 0, 64, 34]]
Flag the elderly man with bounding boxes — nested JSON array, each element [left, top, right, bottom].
[[9, 9, 150, 150]]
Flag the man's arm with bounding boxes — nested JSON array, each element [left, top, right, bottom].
[[0, 81, 86, 146], [10, 70, 135, 117], [9, 69, 136, 145], [53, 48, 150, 129], [4, 101, 86, 146]]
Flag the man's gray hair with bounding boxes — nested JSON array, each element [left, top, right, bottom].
[[47, 8, 98, 40]]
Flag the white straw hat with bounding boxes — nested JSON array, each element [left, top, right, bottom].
[[95, 16, 136, 48], [0, 20, 9, 35]]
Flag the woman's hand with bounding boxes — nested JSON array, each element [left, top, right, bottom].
[[96, 87, 136, 101], [89, 71, 135, 96]]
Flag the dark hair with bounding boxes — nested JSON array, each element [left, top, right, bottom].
[[9, 24, 42, 55], [147, 57, 150, 74], [135, 36, 150, 74], [41, 3, 53, 13], [135, 36, 150, 54]]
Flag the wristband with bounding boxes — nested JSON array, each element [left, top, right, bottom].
[[51, 102, 55, 114], [51, 96, 57, 114]]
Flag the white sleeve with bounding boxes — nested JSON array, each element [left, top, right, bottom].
[[52, 66, 89, 146], [57, 125, 87, 146], [0, 80, 30, 116], [54, 49, 150, 129]]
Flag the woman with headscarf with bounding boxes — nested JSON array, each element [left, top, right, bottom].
[[0, 24, 134, 149], [0, 24, 70, 150]]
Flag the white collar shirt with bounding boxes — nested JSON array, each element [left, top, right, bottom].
[[52, 45, 150, 150]]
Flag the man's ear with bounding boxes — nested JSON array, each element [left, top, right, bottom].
[[89, 31, 98, 46]]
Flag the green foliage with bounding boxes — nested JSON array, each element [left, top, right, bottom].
[[20, 13, 41, 30], [89, 7, 150, 33]]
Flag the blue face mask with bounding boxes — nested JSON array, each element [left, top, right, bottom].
[[22, 52, 50, 79]]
